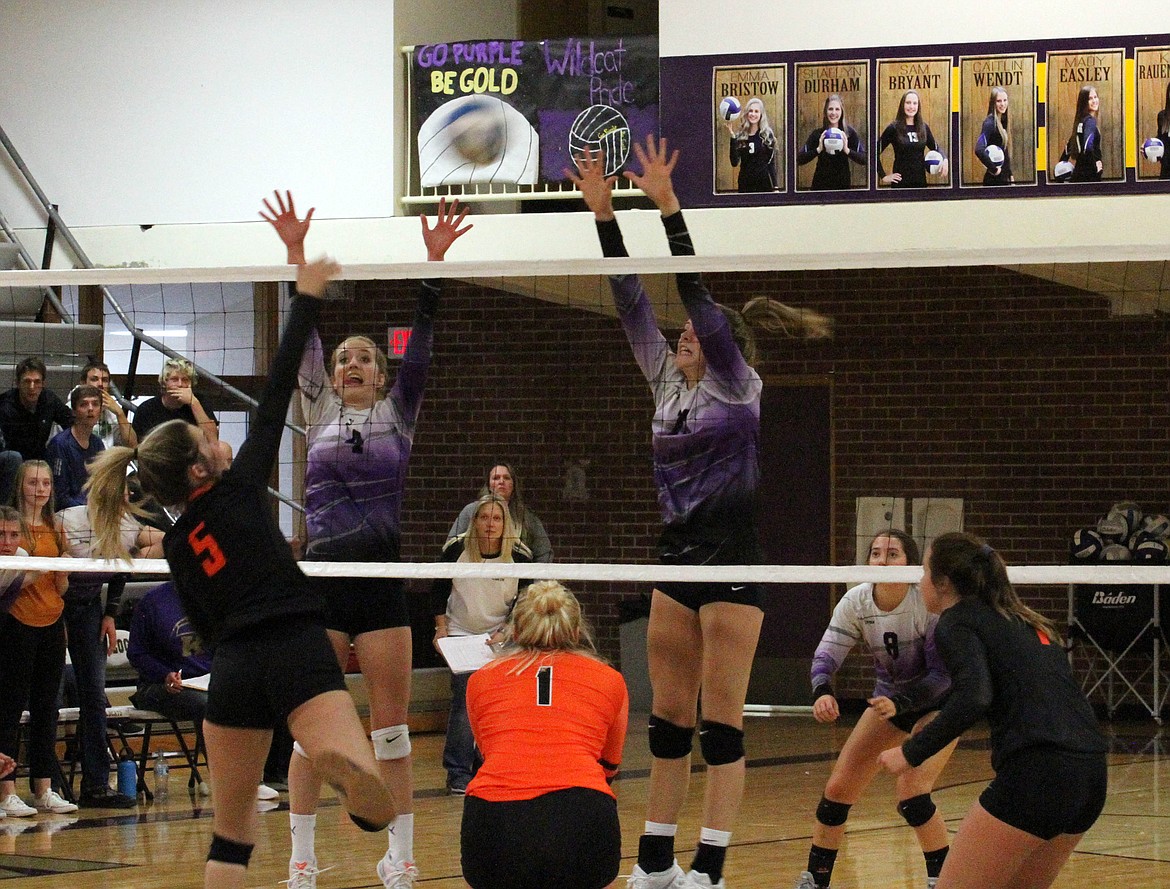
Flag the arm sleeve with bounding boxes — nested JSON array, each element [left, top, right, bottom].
[[796, 129, 821, 166], [662, 212, 756, 396], [52, 392, 74, 430], [848, 127, 867, 166], [387, 280, 440, 431], [730, 135, 743, 168], [104, 573, 128, 619], [876, 123, 896, 178], [975, 118, 995, 170], [127, 596, 173, 684], [523, 511, 553, 563], [810, 589, 862, 698], [233, 293, 321, 484], [599, 675, 630, 779], [596, 220, 674, 390], [901, 616, 993, 766], [924, 124, 940, 154]]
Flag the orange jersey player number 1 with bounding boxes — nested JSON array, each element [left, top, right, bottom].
[[188, 521, 227, 577]]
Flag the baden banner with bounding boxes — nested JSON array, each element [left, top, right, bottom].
[[410, 36, 659, 189]]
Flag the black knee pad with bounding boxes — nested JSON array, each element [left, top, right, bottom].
[[815, 796, 852, 827], [648, 714, 695, 759], [698, 720, 744, 766], [207, 834, 254, 867], [897, 793, 937, 828]]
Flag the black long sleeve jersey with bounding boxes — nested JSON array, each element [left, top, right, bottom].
[[163, 293, 323, 650], [877, 121, 939, 188], [902, 596, 1105, 770]]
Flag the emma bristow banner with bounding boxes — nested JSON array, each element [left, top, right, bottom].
[[410, 36, 658, 189]]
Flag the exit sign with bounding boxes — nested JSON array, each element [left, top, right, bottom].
[[388, 327, 412, 358]]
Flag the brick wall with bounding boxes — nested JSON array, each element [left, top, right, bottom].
[[316, 266, 1170, 704]]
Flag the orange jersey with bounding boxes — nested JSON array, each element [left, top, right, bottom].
[[466, 651, 629, 802], [8, 524, 64, 627]]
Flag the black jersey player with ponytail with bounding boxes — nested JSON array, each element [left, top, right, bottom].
[[879, 532, 1107, 889], [84, 259, 395, 889]]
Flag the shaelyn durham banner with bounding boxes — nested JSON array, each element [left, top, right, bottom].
[[409, 36, 658, 190], [661, 34, 1170, 208]]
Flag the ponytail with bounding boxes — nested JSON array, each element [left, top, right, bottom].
[[85, 419, 201, 559], [928, 532, 1060, 644], [719, 298, 833, 365]]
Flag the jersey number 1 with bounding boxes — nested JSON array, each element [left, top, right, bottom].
[[188, 521, 227, 577], [536, 665, 552, 707]]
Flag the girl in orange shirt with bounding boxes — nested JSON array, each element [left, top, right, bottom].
[[462, 580, 629, 889], [0, 460, 72, 817]]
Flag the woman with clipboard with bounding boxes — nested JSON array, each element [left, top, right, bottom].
[[432, 493, 532, 795]]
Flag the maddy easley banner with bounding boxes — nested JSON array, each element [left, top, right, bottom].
[[410, 36, 659, 189]]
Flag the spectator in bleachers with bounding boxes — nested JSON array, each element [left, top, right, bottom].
[[58, 502, 163, 809], [0, 357, 73, 461], [131, 358, 218, 443], [75, 361, 136, 450], [46, 386, 105, 511], [0, 462, 75, 817]]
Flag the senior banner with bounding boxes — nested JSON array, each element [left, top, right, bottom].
[[409, 36, 659, 190]]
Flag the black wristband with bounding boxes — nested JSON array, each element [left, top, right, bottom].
[[812, 684, 833, 705]]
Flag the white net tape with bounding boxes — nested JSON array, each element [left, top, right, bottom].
[[9, 557, 1169, 585]]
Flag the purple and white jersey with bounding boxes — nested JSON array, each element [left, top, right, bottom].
[[298, 309, 434, 561], [811, 583, 950, 709], [609, 272, 761, 536]]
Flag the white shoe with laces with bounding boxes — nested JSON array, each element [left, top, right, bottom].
[[627, 861, 692, 889], [793, 872, 819, 889], [33, 789, 78, 814], [256, 783, 279, 800], [376, 855, 420, 888], [927, 878, 939, 889], [0, 794, 37, 817], [687, 869, 725, 888], [284, 859, 333, 889]]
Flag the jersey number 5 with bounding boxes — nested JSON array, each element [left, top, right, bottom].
[[188, 521, 227, 577], [536, 665, 552, 707]]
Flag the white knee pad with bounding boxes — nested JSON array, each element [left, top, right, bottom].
[[292, 740, 310, 760], [371, 724, 411, 761]]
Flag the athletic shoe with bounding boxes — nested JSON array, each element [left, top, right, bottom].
[[78, 786, 135, 809], [447, 783, 467, 796], [687, 870, 725, 888], [1, 794, 38, 817], [627, 861, 692, 889], [926, 879, 938, 889], [376, 856, 420, 888], [32, 789, 78, 814], [793, 872, 819, 889], [256, 783, 279, 800], [284, 859, 332, 889]]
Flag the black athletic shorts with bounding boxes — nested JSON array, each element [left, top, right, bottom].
[[204, 618, 347, 729], [461, 787, 621, 889], [312, 574, 410, 636], [655, 527, 764, 611], [980, 745, 1108, 840]]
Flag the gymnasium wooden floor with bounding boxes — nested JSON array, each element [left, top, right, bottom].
[[0, 714, 1164, 888]]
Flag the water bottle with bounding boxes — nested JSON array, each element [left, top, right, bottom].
[[153, 752, 170, 800], [116, 751, 137, 798]]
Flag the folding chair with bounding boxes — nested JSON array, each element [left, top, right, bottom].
[[1068, 583, 1170, 723]]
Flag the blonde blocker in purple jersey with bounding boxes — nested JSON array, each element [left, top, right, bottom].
[[567, 136, 832, 889]]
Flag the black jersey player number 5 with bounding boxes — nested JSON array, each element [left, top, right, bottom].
[[188, 521, 227, 577]]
